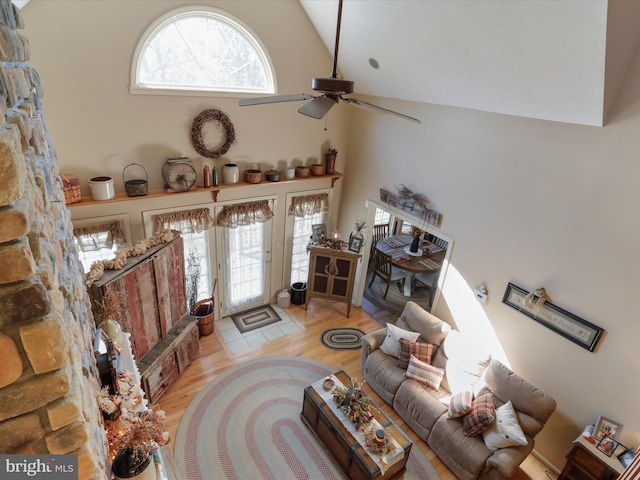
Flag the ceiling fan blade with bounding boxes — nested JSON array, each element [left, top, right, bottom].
[[297, 95, 338, 119], [239, 94, 313, 106], [343, 97, 421, 124]]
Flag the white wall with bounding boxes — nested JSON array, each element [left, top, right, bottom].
[[338, 48, 640, 468]]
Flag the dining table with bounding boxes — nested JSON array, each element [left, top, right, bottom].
[[374, 235, 445, 297]]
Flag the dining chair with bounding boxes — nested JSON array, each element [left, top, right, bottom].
[[370, 223, 390, 255], [412, 271, 439, 305], [368, 248, 407, 299]]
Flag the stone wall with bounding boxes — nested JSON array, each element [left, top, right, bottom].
[[0, 1, 107, 478]]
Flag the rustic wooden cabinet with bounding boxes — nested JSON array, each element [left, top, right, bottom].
[[558, 439, 622, 480], [88, 232, 199, 404], [305, 246, 361, 317]]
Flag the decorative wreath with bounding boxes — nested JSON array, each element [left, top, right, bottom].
[[190, 109, 236, 158]]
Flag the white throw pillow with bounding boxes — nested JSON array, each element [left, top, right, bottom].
[[482, 400, 528, 451], [380, 323, 420, 358]]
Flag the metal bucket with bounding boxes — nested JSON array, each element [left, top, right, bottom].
[[123, 163, 148, 197]]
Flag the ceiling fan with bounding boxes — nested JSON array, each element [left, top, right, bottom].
[[239, 0, 421, 124]]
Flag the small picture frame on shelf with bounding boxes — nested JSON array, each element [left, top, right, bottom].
[[594, 416, 622, 441], [348, 236, 363, 253], [311, 223, 326, 243], [618, 447, 636, 468], [596, 435, 618, 457]]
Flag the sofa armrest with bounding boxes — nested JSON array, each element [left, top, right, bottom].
[[360, 328, 387, 373], [481, 442, 532, 480]]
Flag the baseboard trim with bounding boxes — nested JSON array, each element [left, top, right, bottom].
[[531, 448, 561, 475]]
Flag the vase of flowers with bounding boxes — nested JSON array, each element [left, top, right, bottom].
[[409, 226, 424, 253], [332, 378, 373, 431]]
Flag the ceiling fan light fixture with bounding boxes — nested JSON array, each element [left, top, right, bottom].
[[311, 77, 354, 95], [369, 58, 379, 69]]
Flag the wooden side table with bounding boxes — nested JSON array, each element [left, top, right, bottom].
[[558, 436, 624, 480], [305, 246, 361, 317]]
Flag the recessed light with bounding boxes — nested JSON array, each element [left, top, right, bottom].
[[369, 58, 379, 69]]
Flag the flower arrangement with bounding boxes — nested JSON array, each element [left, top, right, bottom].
[[410, 225, 424, 239], [327, 147, 338, 156], [354, 219, 367, 233], [332, 378, 373, 431]]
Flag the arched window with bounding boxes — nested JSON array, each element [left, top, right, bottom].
[[130, 6, 275, 96]]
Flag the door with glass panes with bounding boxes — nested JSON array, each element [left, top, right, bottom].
[[215, 208, 273, 316]]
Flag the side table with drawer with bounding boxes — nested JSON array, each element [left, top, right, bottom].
[[558, 436, 624, 480]]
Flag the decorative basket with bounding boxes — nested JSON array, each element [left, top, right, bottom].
[[244, 163, 262, 184], [311, 164, 325, 176], [123, 163, 148, 197], [295, 166, 310, 178], [61, 173, 81, 204]]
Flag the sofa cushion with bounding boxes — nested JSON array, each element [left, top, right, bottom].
[[396, 301, 451, 345], [394, 378, 448, 441], [363, 349, 407, 404], [482, 360, 557, 438], [398, 338, 436, 369], [482, 400, 527, 451], [462, 392, 496, 436], [405, 355, 445, 391], [448, 390, 473, 418], [380, 323, 420, 358]]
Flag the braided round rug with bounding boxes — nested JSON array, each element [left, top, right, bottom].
[[320, 328, 364, 350], [175, 355, 440, 480]]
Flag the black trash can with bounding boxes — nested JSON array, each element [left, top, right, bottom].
[[290, 282, 307, 305]]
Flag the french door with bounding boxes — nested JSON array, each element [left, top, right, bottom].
[[216, 210, 273, 316]]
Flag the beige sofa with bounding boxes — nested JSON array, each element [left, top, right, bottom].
[[360, 301, 556, 480]]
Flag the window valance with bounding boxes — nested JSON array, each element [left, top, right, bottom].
[[288, 193, 328, 218], [154, 208, 214, 234], [74, 222, 126, 251], [217, 200, 274, 228]]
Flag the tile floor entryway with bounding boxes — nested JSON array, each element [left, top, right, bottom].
[[214, 304, 303, 355]]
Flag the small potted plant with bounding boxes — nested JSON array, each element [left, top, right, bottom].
[[325, 147, 337, 175]]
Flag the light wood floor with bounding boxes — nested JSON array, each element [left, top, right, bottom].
[[156, 298, 555, 480]]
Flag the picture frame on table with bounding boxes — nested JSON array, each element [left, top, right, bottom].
[[596, 435, 618, 457], [501, 282, 604, 352], [311, 223, 326, 243], [618, 448, 636, 468], [593, 415, 623, 441], [348, 235, 363, 253]]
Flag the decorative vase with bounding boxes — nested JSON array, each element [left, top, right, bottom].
[[111, 448, 155, 480], [325, 154, 336, 175], [409, 236, 420, 253], [222, 163, 239, 184]]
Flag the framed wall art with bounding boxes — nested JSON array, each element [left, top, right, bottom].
[[348, 236, 363, 253], [594, 415, 623, 441], [311, 223, 327, 243], [502, 283, 604, 352]]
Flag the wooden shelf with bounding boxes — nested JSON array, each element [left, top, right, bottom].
[[68, 172, 343, 207]]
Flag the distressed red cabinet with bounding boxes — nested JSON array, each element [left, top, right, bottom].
[[89, 232, 199, 403]]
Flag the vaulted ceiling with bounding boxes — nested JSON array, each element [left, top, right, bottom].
[[300, 0, 640, 126]]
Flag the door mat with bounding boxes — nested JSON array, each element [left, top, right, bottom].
[[320, 328, 364, 350], [231, 305, 281, 334]]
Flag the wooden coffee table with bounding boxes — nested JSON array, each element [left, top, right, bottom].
[[301, 370, 413, 480]]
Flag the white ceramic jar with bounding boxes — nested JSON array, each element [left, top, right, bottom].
[[222, 163, 239, 184], [284, 167, 295, 180], [89, 176, 115, 201]]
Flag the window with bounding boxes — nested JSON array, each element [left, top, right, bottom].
[[147, 207, 215, 304], [287, 193, 329, 285], [131, 6, 275, 95], [73, 215, 131, 273]]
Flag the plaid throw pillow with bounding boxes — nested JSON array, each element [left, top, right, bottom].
[[404, 355, 445, 391], [462, 392, 496, 436], [398, 338, 436, 369]]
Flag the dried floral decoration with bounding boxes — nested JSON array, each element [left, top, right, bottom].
[[85, 229, 174, 287], [190, 108, 237, 159], [97, 290, 127, 324]]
